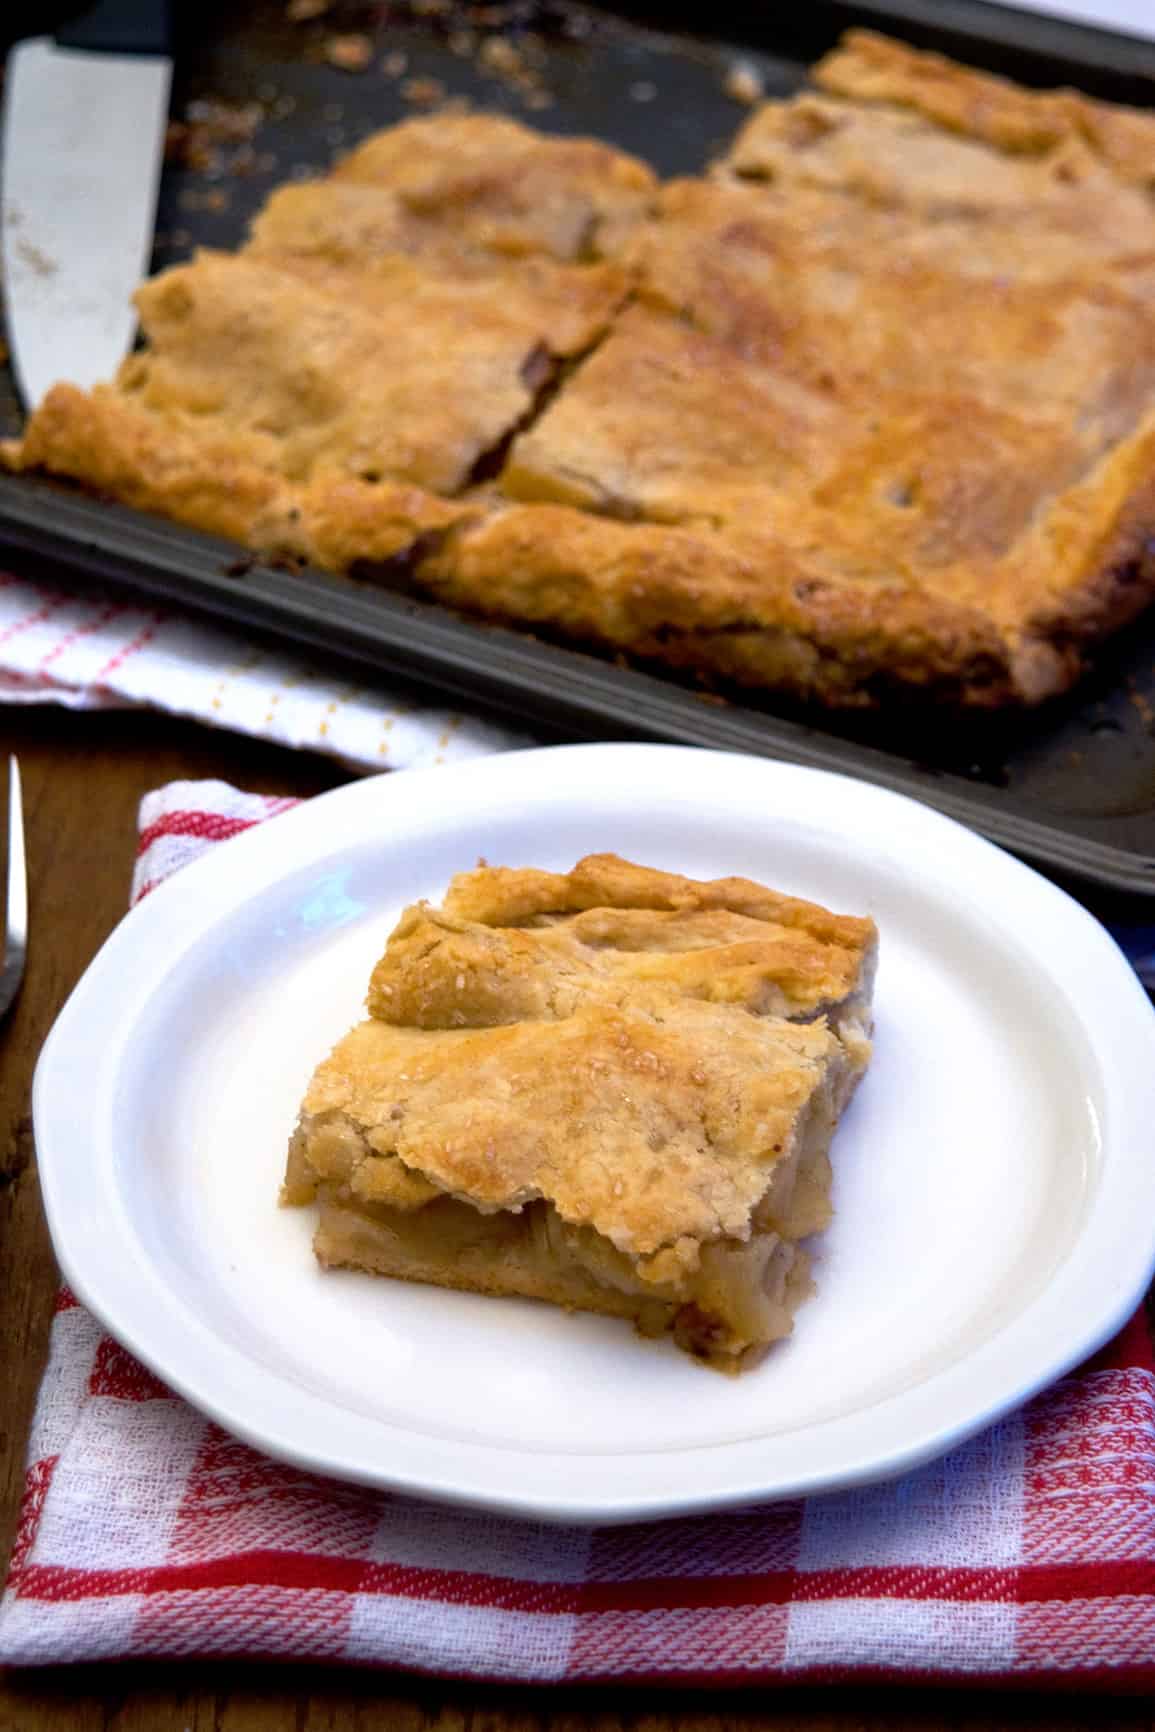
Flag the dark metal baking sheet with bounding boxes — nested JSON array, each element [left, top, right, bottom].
[[1, 0, 1154, 894]]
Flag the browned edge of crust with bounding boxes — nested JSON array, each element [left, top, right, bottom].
[[813, 26, 1155, 180], [1, 382, 473, 575], [419, 503, 1041, 708], [1022, 465, 1155, 684]]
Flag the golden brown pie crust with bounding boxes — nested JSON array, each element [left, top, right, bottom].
[[283, 854, 876, 1370], [9, 35, 1155, 707]]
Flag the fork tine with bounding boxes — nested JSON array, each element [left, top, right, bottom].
[[0, 755, 27, 1018]]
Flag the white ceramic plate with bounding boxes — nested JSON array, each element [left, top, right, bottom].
[[33, 744, 1155, 1524]]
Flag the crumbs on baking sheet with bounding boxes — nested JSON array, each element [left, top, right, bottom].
[[724, 58, 765, 105], [283, 0, 600, 109], [324, 32, 375, 70], [401, 75, 448, 104], [1128, 680, 1155, 726], [165, 97, 275, 200]]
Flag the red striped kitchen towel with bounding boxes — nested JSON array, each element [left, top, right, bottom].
[[1, 780, 1154, 1686], [0, 573, 526, 771]]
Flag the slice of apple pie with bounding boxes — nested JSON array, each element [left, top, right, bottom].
[[283, 854, 876, 1370]]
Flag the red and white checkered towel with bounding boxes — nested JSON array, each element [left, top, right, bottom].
[[2, 780, 1154, 1686]]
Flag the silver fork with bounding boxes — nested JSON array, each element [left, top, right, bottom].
[[0, 755, 27, 1021]]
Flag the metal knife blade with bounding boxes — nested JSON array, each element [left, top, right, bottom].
[[1, 18, 171, 412]]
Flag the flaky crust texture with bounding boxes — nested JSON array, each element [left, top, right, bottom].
[[9, 44, 1155, 706], [292, 854, 876, 1278], [369, 852, 877, 1029]]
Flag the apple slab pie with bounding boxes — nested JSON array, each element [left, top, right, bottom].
[[282, 855, 877, 1370], [12, 29, 1155, 709]]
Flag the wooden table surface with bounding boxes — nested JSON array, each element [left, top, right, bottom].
[[0, 703, 1151, 1732]]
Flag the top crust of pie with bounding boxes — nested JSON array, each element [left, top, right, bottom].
[[300, 1003, 840, 1272], [10, 30, 1155, 707], [368, 852, 877, 1033], [324, 112, 658, 262], [295, 854, 876, 1273], [812, 28, 1155, 180], [440, 852, 873, 944]]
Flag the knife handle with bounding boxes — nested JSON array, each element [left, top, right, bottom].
[[56, 0, 172, 55]]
